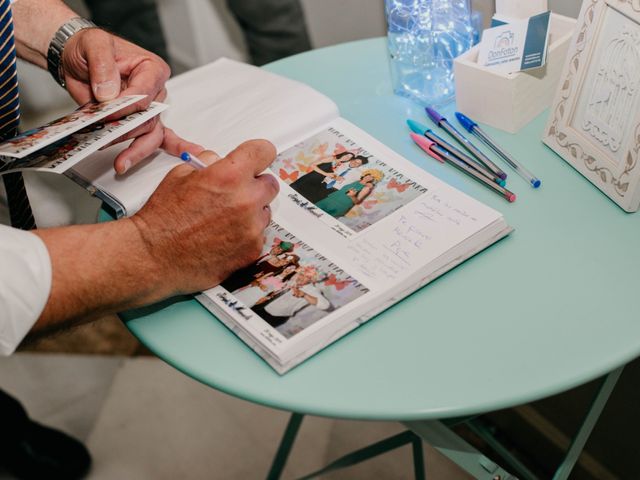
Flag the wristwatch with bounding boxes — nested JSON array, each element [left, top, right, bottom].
[[47, 17, 98, 88]]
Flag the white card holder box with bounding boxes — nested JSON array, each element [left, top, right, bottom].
[[454, 13, 576, 133]]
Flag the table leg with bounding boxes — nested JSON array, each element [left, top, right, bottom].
[[552, 366, 624, 480], [269, 367, 622, 480], [427, 365, 624, 480], [266, 412, 305, 480], [465, 418, 539, 480], [296, 430, 424, 480], [411, 434, 426, 480], [406, 420, 517, 479]]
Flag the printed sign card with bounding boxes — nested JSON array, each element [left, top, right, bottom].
[[478, 11, 551, 74]]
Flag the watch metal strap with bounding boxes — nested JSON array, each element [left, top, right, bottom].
[[47, 17, 97, 88]]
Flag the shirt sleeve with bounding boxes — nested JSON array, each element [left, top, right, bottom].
[[0, 224, 52, 355], [306, 285, 330, 311]]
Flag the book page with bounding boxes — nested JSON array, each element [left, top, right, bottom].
[[202, 117, 506, 361]]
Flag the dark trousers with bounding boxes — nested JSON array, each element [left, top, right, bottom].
[[84, 0, 312, 66], [84, 0, 170, 62], [252, 303, 288, 328], [226, 0, 312, 65], [0, 389, 28, 445]]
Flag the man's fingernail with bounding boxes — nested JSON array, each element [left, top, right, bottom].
[[122, 159, 131, 173], [95, 81, 118, 101]]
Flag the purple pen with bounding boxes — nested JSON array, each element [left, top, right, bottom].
[[426, 106, 507, 180]]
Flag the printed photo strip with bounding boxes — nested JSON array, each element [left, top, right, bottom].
[[0, 95, 143, 159], [0, 103, 166, 174], [272, 127, 427, 237], [219, 222, 369, 339], [1, 121, 118, 173]]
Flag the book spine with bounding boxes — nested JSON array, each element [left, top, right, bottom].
[[0, 155, 16, 173], [64, 169, 127, 219]]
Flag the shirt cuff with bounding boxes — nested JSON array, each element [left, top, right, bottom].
[[0, 225, 52, 355]]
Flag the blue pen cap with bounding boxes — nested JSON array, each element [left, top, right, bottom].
[[455, 112, 477, 132], [406, 119, 428, 136]]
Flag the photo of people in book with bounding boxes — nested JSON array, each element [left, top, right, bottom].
[[272, 127, 426, 233], [221, 223, 369, 339]]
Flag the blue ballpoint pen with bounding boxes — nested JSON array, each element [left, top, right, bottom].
[[180, 151, 208, 170], [426, 106, 507, 180], [455, 112, 541, 189]]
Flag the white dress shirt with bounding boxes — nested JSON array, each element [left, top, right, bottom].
[[0, 0, 50, 354], [0, 172, 101, 355], [326, 164, 364, 190], [0, 223, 51, 355], [265, 284, 330, 318], [0, 0, 101, 355]]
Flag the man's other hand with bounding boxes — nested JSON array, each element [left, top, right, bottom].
[[130, 139, 280, 295], [61, 28, 191, 174]]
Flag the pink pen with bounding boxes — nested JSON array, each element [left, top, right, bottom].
[[410, 133, 445, 163]]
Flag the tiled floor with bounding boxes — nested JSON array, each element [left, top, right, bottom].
[[0, 354, 471, 480], [0, 353, 122, 443]]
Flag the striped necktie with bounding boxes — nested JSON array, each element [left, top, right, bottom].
[[0, 0, 35, 230]]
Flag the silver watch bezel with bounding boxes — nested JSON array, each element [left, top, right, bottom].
[[47, 17, 98, 88]]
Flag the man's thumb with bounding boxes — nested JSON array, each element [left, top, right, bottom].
[[81, 30, 121, 101]]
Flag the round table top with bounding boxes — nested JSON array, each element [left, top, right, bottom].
[[124, 38, 640, 421]]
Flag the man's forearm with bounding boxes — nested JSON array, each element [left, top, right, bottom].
[[31, 219, 167, 334], [12, 0, 78, 68], [16, 140, 278, 341]]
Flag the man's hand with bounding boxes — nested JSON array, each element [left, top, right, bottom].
[[11, 0, 195, 174], [34, 139, 279, 325], [61, 28, 184, 174], [130, 139, 279, 295]]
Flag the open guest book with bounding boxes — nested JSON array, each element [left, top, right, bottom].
[[7, 59, 513, 374]]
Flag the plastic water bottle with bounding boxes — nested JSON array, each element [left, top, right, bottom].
[[385, 0, 474, 106]]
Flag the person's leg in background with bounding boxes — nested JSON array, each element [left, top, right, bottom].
[[84, 0, 311, 68], [0, 389, 91, 479], [83, 0, 169, 62], [226, 0, 312, 65]]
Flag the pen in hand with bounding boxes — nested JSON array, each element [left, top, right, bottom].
[[180, 151, 209, 170]]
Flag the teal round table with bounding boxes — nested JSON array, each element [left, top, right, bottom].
[[124, 39, 640, 424]]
